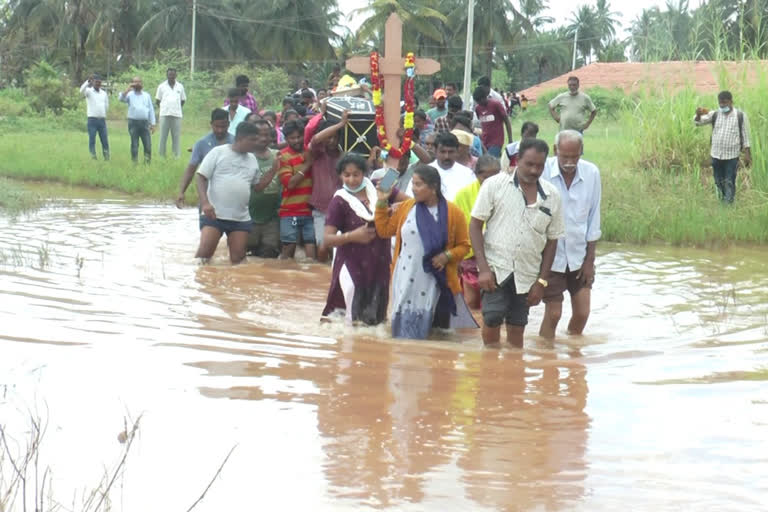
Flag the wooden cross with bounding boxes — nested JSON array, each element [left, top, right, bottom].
[[346, 13, 441, 168]]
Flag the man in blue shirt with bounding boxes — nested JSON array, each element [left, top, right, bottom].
[[119, 76, 156, 163], [176, 108, 234, 208], [539, 130, 602, 339]]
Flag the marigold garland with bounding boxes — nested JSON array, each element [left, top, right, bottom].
[[370, 51, 416, 159]]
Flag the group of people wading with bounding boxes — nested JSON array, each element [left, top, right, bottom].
[[179, 76, 604, 347]]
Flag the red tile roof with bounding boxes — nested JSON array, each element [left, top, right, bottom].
[[517, 61, 768, 100]]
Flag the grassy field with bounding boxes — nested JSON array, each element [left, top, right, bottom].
[[1, 84, 767, 246]]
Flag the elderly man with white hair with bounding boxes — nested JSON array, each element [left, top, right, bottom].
[[539, 129, 602, 338]]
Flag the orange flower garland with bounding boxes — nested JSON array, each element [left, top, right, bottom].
[[370, 51, 416, 159]]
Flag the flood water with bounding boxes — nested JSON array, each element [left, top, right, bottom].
[[1, 195, 767, 511]]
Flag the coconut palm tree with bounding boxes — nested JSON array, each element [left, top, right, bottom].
[[353, 0, 448, 51], [567, 4, 600, 64], [594, 0, 620, 47], [519, 0, 555, 31], [243, 0, 340, 63], [446, 0, 533, 78]]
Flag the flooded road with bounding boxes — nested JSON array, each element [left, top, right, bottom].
[[1, 196, 767, 511]]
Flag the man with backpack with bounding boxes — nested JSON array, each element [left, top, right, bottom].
[[694, 91, 752, 203]]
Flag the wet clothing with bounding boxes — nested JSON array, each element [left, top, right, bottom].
[[481, 273, 530, 327], [249, 149, 281, 224], [278, 147, 312, 218], [543, 266, 591, 303], [279, 215, 315, 244], [542, 157, 602, 273], [199, 216, 253, 234], [246, 219, 280, 257], [308, 143, 342, 214], [471, 171, 564, 293], [322, 182, 397, 325], [196, 145, 260, 222], [375, 198, 478, 339]]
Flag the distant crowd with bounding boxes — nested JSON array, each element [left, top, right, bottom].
[[79, 67, 752, 346]]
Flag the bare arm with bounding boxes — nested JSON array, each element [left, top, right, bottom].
[[469, 217, 495, 292], [549, 104, 560, 123], [80, 79, 91, 96], [253, 158, 280, 192], [411, 143, 432, 163], [527, 238, 558, 306], [195, 174, 215, 219], [583, 109, 597, 130], [577, 241, 598, 285], [324, 224, 376, 248], [311, 110, 348, 146], [504, 115, 513, 143], [287, 163, 311, 189]]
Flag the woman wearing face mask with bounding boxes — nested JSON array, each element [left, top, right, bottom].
[[375, 164, 479, 339], [322, 153, 408, 325]]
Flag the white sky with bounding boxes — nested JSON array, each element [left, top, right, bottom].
[[338, 0, 705, 36]]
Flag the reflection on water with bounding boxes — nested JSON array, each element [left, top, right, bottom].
[[1, 197, 767, 511]]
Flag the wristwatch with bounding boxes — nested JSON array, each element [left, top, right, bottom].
[[537, 277, 548, 287]]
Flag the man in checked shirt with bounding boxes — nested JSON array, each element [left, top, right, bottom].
[[694, 90, 752, 203]]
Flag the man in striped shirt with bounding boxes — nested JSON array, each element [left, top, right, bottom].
[[277, 120, 316, 260], [694, 90, 752, 203]]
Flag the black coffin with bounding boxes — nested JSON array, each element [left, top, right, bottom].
[[325, 96, 378, 156]]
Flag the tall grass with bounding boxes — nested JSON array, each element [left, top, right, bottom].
[[623, 61, 768, 192]]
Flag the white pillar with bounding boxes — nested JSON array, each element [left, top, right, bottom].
[[462, 0, 475, 107], [572, 26, 579, 71], [190, 0, 197, 77]]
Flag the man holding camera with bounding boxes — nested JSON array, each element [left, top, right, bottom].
[[119, 76, 156, 164]]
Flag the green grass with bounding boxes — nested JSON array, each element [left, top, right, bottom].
[[2, 79, 768, 246], [0, 122, 200, 199], [0, 178, 44, 216]]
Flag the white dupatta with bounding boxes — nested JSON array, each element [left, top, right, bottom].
[[332, 178, 378, 222]]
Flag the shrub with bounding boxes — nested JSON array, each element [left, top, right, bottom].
[[24, 60, 77, 113], [0, 88, 31, 116]]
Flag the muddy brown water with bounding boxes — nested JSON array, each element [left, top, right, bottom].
[[1, 196, 767, 511]]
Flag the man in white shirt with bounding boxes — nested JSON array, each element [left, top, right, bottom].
[[79, 73, 110, 160], [539, 130, 601, 338], [155, 68, 187, 158], [405, 132, 475, 201], [195, 121, 262, 264]]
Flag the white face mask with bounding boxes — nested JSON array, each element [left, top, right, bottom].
[[719, 106, 731, 113]]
